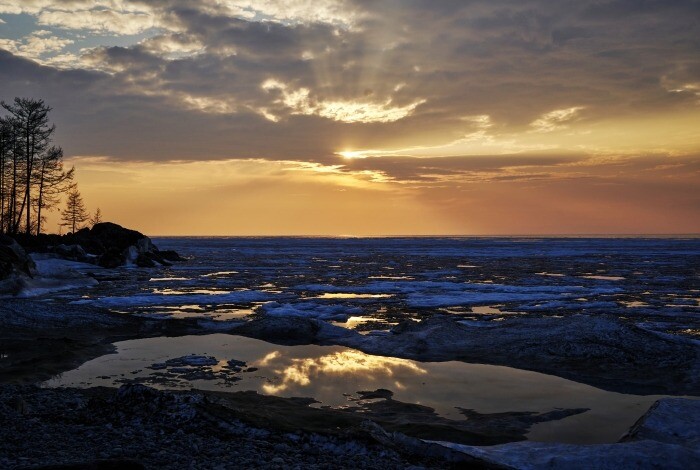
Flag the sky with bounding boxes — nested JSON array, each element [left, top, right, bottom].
[[0, 0, 698, 235]]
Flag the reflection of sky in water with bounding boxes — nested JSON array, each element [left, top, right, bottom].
[[313, 293, 393, 299], [259, 349, 426, 394], [43, 334, 676, 445]]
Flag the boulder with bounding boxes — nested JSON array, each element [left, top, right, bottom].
[[0, 235, 36, 279], [135, 253, 157, 268], [53, 244, 88, 261], [90, 223, 150, 253], [234, 316, 322, 344], [158, 250, 185, 262], [97, 248, 124, 269], [0, 235, 37, 294]]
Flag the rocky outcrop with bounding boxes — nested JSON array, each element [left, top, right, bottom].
[[12, 222, 183, 269], [73, 222, 181, 268], [0, 235, 37, 294]]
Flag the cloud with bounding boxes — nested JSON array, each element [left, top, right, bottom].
[[530, 106, 586, 132], [0, 1, 160, 34], [218, 0, 363, 27], [0, 0, 698, 164], [261, 78, 425, 123], [36, 9, 156, 35], [0, 32, 73, 62]]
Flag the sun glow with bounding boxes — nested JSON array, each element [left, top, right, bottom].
[[337, 150, 368, 159]]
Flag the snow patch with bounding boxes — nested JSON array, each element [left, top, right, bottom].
[[261, 301, 362, 321]]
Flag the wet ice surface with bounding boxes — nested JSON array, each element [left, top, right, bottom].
[[37, 238, 700, 444], [51, 237, 700, 334], [44, 333, 673, 445]]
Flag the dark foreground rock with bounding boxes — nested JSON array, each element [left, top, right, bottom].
[[1, 384, 697, 469], [0, 384, 471, 470], [0, 235, 37, 294]]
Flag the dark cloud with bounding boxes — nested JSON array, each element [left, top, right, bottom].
[[0, 0, 698, 166]]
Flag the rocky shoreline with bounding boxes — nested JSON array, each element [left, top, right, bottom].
[[1, 222, 182, 297], [0, 384, 460, 470], [1, 297, 699, 468], [1, 379, 698, 469]]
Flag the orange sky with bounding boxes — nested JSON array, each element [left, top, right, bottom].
[[2, 1, 699, 235]]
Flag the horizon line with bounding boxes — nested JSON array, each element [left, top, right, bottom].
[[145, 233, 700, 238]]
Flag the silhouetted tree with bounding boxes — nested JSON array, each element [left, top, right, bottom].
[[90, 207, 103, 227], [0, 115, 24, 234], [1, 98, 55, 235], [0, 117, 10, 233], [33, 146, 74, 235], [61, 184, 89, 234]]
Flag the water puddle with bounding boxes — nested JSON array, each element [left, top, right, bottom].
[[44, 334, 672, 445], [313, 293, 393, 299], [201, 271, 239, 277], [580, 275, 625, 281], [367, 276, 414, 280], [153, 288, 231, 295], [470, 305, 520, 315], [620, 301, 649, 308]]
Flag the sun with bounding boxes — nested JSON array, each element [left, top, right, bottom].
[[337, 150, 367, 159]]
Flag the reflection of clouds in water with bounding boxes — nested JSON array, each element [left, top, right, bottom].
[[261, 350, 427, 394], [257, 351, 281, 366]]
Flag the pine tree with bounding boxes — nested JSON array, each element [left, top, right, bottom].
[[61, 185, 89, 234], [34, 146, 74, 235], [90, 207, 103, 227], [1, 98, 55, 235]]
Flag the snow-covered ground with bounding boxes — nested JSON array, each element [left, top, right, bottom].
[[24, 237, 697, 336], [12, 254, 100, 298]]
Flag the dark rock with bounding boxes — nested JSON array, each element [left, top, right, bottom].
[[10, 222, 183, 270], [0, 236, 36, 294], [234, 316, 322, 344], [0, 244, 18, 280], [358, 389, 394, 400], [53, 244, 88, 261], [137, 252, 172, 267], [135, 254, 156, 268], [158, 250, 185, 262], [89, 223, 149, 253], [0, 235, 35, 277], [98, 248, 125, 269]]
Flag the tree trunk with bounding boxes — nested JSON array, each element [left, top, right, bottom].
[[24, 127, 33, 235], [0, 143, 5, 234], [36, 161, 46, 236]]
